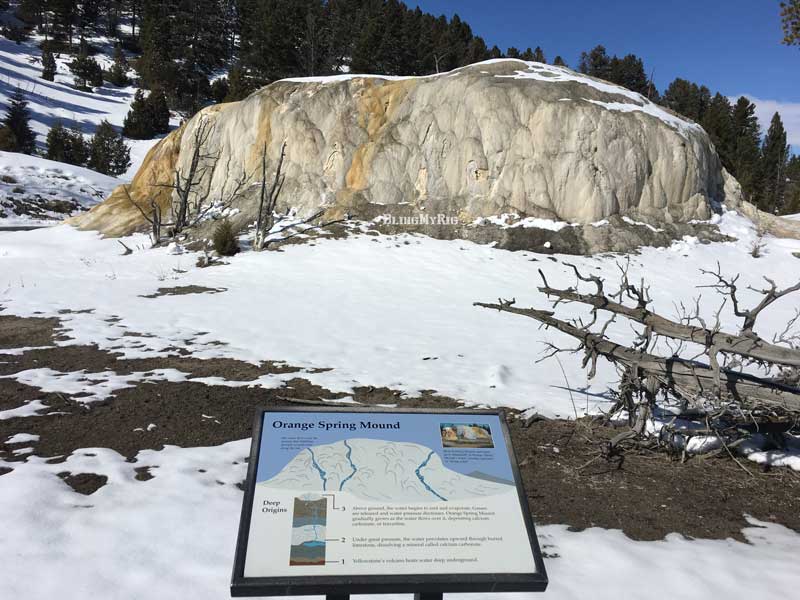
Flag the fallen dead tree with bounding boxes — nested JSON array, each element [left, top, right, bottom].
[[475, 263, 800, 459]]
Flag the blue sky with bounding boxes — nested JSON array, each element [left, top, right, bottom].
[[414, 0, 800, 148]]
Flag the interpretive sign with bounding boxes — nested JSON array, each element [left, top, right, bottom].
[[231, 407, 547, 596]]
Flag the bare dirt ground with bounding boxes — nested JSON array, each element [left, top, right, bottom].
[[1, 314, 798, 541]]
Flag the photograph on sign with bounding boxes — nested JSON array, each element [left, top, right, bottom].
[[236, 409, 543, 583]]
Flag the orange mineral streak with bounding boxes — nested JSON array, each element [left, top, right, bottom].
[[67, 124, 186, 237]]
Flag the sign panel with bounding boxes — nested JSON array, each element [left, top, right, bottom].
[[231, 408, 547, 596]]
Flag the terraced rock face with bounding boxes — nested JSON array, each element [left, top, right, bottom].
[[72, 59, 740, 237]]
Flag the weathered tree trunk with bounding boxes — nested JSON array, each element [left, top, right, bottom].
[[537, 283, 800, 367], [474, 301, 800, 412]]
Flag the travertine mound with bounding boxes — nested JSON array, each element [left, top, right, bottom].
[[72, 60, 743, 237]]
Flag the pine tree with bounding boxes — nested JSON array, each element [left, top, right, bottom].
[[64, 125, 88, 165], [69, 40, 104, 90], [87, 120, 130, 175], [609, 54, 649, 95], [783, 155, 800, 215], [45, 122, 87, 165], [1, 87, 36, 154], [759, 112, 790, 213], [532, 46, 546, 63], [107, 43, 129, 86], [506, 46, 520, 59], [148, 88, 170, 134], [730, 96, 762, 201], [225, 65, 257, 101], [662, 79, 710, 122], [488, 45, 503, 59], [122, 90, 154, 139], [137, 0, 176, 90], [122, 89, 170, 139], [520, 47, 534, 61], [210, 77, 230, 103], [41, 48, 57, 81], [701, 93, 735, 171], [781, 0, 800, 45], [553, 55, 567, 67], [463, 36, 489, 66], [578, 45, 611, 79], [46, 121, 70, 162], [0, 126, 17, 152]]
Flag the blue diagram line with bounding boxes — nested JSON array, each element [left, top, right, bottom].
[[339, 440, 357, 491], [415, 450, 447, 501], [308, 448, 328, 490]]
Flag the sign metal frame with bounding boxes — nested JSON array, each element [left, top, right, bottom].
[[231, 406, 548, 597]]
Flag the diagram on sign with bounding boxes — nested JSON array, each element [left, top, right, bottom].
[[259, 439, 513, 503], [289, 495, 327, 566]]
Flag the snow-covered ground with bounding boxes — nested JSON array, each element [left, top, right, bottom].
[[2, 440, 797, 600], [0, 150, 118, 225], [2, 211, 798, 417], [1, 211, 800, 595]]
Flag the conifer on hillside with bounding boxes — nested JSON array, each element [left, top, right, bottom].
[[0, 126, 17, 152], [107, 43, 129, 86], [730, 96, 763, 201], [122, 89, 170, 139], [1, 87, 36, 154], [148, 89, 170, 134], [759, 112, 790, 213], [225, 66, 257, 102], [701, 93, 735, 171], [41, 48, 57, 81], [578, 45, 611, 79], [45, 121, 88, 165], [69, 41, 103, 90], [609, 54, 649, 95], [783, 155, 800, 215], [87, 120, 130, 176], [662, 79, 711, 122], [122, 90, 150, 138]]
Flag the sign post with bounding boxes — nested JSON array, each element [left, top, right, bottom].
[[231, 407, 548, 597]]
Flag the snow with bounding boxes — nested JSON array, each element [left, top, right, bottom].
[[3, 367, 188, 403], [1, 442, 799, 599], [1, 210, 798, 420], [472, 213, 573, 230], [0, 399, 48, 420], [280, 59, 700, 137], [495, 61, 702, 135], [0, 150, 118, 225], [5, 432, 39, 444]]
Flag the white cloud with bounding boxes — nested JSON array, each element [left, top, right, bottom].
[[729, 95, 800, 150]]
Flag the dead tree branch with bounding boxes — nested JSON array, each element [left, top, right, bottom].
[[473, 299, 800, 413], [535, 266, 800, 368], [252, 143, 345, 251]]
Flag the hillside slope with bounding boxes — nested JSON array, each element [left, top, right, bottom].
[[0, 151, 118, 225], [0, 35, 177, 225]]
